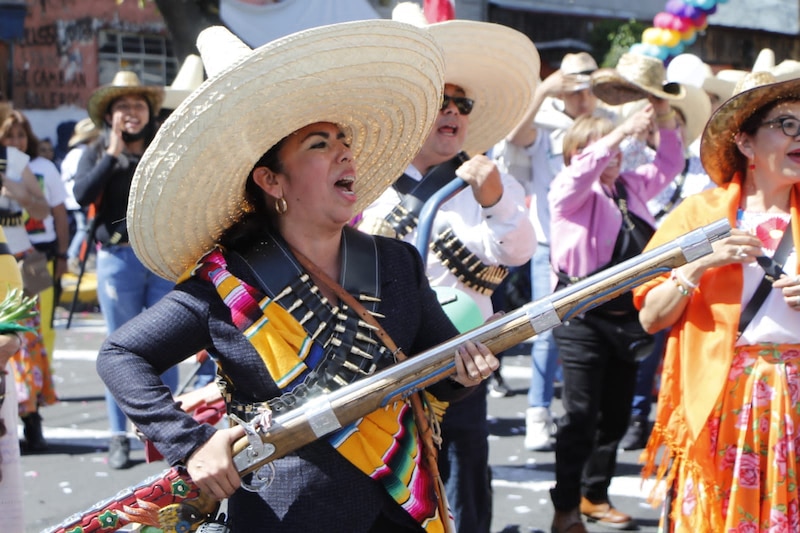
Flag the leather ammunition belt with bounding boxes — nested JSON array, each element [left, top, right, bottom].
[[0, 211, 23, 227], [224, 228, 391, 419], [431, 227, 509, 296]]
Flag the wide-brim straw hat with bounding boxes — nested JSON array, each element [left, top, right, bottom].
[[392, 3, 540, 156], [87, 71, 164, 128], [701, 71, 800, 185], [591, 52, 684, 106], [162, 54, 205, 110], [67, 117, 99, 148], [671, 84, 712, 145], [560, 52, 597, 92], [128, 21, 445, 281]]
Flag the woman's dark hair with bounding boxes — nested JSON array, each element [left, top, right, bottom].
[[218, 135, 288, 251], [0, 109, 39, 158], [739, 100, 784, 136]]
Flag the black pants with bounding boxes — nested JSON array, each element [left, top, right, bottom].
[[550, 314, 638, 511]]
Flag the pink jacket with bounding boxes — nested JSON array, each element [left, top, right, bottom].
[[549, 128, 683, 280]]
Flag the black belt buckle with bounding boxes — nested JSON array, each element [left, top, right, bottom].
[[756, 255, 785, 283]]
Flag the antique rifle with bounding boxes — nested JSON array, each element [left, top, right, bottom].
[[45, 218, 730, 533]]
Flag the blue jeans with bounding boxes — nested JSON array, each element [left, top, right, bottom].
[[630, 329, 667, 420], [439, 381, 491, 533], [96, 244, 178, 433], [528, 244, 559, 408], [66, 209, 87, 260]]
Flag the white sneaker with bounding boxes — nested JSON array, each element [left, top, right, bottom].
[[524, 406, 554, 451]]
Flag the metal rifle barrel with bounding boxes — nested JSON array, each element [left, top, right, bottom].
[[231, 218, 731, 476]]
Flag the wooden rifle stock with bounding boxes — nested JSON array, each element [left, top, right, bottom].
[[45, 218, 730, 533]]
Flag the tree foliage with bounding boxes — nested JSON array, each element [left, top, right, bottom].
[[588, 18, 647, 68]]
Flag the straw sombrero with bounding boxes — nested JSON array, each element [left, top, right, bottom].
[[591, 52, 684, 106], [87, 71, 164, 128], [560, 52, 598, 92], [701, 71, 800, 185], [392, 3, 540, 156], [671, 84, 712, 145], [67, 117, 99, 148], [162, 54, 205, 110], [128, 21, 445, 281]]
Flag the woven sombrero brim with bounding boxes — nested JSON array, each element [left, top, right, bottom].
[[591, 68, 684, 106], [429, 20, 540, 156], [701, 77, 800, 186], [128, 21, 445, 281], [87, 86, 164, 128], [672, 84, 712, 145]]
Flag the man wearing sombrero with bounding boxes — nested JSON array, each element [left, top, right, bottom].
[[360, 8, 539, 533], [72, 70, 179, 470]]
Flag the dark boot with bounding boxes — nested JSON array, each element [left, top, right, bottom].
[[21, 411, 48, 452], [620, 415, 649, 451], [108, 434, 131, 469]]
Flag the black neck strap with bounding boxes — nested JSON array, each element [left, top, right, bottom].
[[738, 226, 794, 336]]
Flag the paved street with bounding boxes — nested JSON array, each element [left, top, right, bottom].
[[23, 308, 661, 533]]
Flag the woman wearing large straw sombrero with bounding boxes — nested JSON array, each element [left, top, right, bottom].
[[633, 72, 800, 531], [96, 21, 499, 532], [72, 69, 179, 470]]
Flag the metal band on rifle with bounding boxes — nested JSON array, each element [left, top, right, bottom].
[[225, 227, 392, 420], [431, 226, 509, 296]]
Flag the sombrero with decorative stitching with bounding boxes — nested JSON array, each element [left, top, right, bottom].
[[701, 71, 800, 186], [128, 21, 445, 281], [87, 71, 164, 128], [591, 52, 684, 106], [392, 2, 540, 156]]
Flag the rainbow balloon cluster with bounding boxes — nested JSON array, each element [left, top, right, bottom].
[[631, 0, 727, 61]]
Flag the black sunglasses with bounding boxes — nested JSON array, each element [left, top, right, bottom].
[[441, 95, 475, 115]]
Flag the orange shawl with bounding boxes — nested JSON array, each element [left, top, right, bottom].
[[631, 173, 800, 504]]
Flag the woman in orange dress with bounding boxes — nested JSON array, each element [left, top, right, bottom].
[[633, 71, 800, 532]]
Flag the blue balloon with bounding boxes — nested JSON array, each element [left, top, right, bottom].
[[630, 43, 669, 61], [668, 42, 686, 56]]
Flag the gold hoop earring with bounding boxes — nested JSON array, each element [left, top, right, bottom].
[[275, 197, 288, 215]]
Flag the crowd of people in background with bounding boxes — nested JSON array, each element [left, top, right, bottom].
[[1, 4, 800, 533]]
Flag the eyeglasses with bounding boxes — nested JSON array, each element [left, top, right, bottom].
[[441, 95, 475, 115], [761, 117, 800, 138]]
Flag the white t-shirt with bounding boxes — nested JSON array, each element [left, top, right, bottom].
[[27, 156, 67, 246], [220, 0, 379, 47], [60, 145, 87, 211], [0, 146, 33, 255]]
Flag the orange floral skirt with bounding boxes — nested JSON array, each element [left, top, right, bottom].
[[668, 343, 800, 532], [9, 308, 57, 416]]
